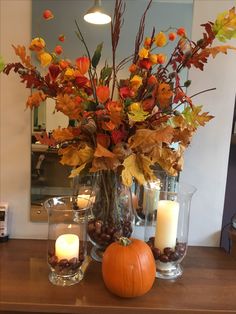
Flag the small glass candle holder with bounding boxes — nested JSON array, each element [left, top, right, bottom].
[[144, 182, 196, 280], [44, 196, 91, 286]]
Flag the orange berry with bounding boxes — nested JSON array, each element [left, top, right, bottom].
[[168, 32, 176, 41], [54, 45, 63, 55], [59, 60, 70, 69], [129, 64, 137, 73], [144, 37, 152, 48], [147, 75, 158, 86], [156, 54, 166, 64], [177, 27, 186, 37]]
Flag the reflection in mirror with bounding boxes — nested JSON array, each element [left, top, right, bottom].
[[30, 0, 193, 221]]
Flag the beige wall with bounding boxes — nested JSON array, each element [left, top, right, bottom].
[[0, 0, 48, 238], [0, 0, 236, 245]]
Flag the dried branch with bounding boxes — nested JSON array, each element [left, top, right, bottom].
[[74, 20, 98, 104], [111, 0, 126, 99], [132, 0, 152, 64]]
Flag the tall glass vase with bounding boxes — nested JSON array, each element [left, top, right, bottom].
[[144, 182, 196, 279], [74, 170, 135, 262]]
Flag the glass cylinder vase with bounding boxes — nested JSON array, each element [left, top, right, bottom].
[[44, 196, 91, 286], [75, 170, 135, 262], [144, 182, 196, 280]]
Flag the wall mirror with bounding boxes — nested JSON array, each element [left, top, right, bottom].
[[30, 0, 193, 222]]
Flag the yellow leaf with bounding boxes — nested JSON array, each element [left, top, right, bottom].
[[122, 154, 146, 186], [69, 163, 87, 178], [128, 105, 150, 122], [139, 154, 156, 182], [59, 144, 93, 167], [213, 7, 236, 42]]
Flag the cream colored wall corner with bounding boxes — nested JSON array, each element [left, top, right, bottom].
[[181, 0, 236, 246], [0, 0, 47, 238]]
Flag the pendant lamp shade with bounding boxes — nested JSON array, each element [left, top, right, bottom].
[[84, 0, 111, 25]]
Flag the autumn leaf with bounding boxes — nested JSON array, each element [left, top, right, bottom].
[[189, 46, 236, 70], [34, 132, 56, 147], [52, 127, 75, 142], [128, 105, 150, 122], [59, 144, 94, 167], [138, 154, 157, 182], [157, 146, 185, 177], [204, 45, 236, 58], [129, 126, 174, 153], [182, 105, 214, 128], [12, 45, 34, 69], [90, 143, 120, 172], [112, 142, 132, 161], [121, 154, 146, 186], [213, 7, 236, 42], [26, 91, 46, 109], [171, 114, 188, 130], [69, 163, 87, 178], [56, 94, 84, 119], [173, 128, 195, 147], [94, 143, 116, 158], [90, 156, 120, 172]]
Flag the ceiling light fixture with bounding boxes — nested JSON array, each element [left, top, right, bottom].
[[84, 0, 111, 25]]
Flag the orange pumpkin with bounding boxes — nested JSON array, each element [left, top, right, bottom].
[[102, 237, 156, 298]]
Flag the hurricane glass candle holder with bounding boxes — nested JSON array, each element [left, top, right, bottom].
[[44, 196, 91, 286]]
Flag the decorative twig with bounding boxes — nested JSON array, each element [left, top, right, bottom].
[[132, 0, 152, 64], [74, 20, 98, 104], [111, 0, 126, 99]]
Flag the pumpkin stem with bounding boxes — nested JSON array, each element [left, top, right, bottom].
[[119, 237, 131, 246]]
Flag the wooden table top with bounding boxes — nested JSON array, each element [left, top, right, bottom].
[[1, 239, 236, 314]]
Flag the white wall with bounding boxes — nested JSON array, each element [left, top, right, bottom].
[[0, 0, 236, 244], [181, 0, 236, 246], [0, 0, 48, 238]]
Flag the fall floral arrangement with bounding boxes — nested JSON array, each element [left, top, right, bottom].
[[1, 1, 236, 186]]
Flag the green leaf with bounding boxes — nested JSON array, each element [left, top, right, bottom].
[[100, 64, 112, 83], [92, 42, 103, 68], [0, 56, 5, 72], [213, 7, 236, 42]]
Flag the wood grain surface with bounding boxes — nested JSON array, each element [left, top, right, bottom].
[[1, 239, 236, 314]]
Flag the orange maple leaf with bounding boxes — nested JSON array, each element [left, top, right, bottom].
[[12, 45, 34, 69], [56, 94, 83, 120], [52, 127, 74, 142], [26, 91, 46, 109]]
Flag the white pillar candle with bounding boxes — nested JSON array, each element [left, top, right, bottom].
[[55, 234, 79, 261], [154, 200, 179, 252], [77, 194, 90, 208], [143, 182, 160, 214]]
